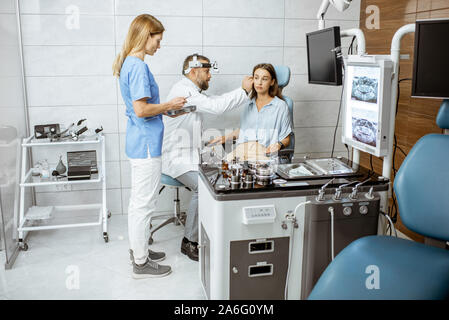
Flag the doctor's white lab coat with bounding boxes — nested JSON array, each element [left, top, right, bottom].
[[162, 77, 249, 179]]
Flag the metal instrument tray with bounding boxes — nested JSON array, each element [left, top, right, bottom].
[[276, 158, 358, 180]]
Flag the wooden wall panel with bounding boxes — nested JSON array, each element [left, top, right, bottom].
[[359, 0, 448, 241]]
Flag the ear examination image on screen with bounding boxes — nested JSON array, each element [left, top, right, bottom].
[[346, 65, 381, 148]]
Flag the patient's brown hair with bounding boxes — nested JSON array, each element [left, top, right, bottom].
[[250, 63, 284, 101]]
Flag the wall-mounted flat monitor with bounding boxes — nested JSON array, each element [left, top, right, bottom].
[[342, 55, 394, 157], [412, 19, 449, 99], [306, 26, 343, 86]]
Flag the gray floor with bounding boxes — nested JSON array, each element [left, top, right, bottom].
[[0, 215, 205, 300]]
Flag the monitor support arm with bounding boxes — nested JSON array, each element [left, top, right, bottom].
[[383, 24, 416, 182], [317, 0, 331, 30], [316, 0, 365, 55], [317, 0, 366, 165], [317, 0, 353, 29]]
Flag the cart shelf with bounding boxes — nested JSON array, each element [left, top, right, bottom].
[[18, 204, 104, 232], [20, 170, 102, 187], [17, 133, 109, 255]]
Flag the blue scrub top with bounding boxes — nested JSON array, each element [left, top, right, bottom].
[[119, 56, 163, 159], [237, 96, 292, 147]]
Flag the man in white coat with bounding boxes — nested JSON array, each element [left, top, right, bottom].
[[162, 53, 253, 261]]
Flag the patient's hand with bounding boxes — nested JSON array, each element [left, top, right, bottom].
[[265, 143, 281, 155], [206, 136, 225, 146]]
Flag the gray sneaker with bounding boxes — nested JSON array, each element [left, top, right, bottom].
[[132, 259, 172, 279], [129, 249, 165, 264]]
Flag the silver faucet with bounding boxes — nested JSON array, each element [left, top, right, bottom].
[[333, 181, 358, 201], [349, 178, 370, 200], [365, 186, 375, 199], [316, 178, 334, 202]]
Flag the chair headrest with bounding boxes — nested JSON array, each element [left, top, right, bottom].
[[436, 99, 449, 129], [274, 65, 291, 89], [394, 134, 449, 241]]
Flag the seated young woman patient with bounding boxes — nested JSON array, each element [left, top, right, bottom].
[[210, 63, 292, 158]]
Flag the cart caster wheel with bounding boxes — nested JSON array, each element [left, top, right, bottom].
[[20, 243, 29, 251], [107, 211, 112, 219], [148, 237, 154, 245], [103, 232, 109, 243]]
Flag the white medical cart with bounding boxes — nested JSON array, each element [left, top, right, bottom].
[[17, 134, 110, 251]]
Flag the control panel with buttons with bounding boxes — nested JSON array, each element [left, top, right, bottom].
[[242, 205, 277, 225]]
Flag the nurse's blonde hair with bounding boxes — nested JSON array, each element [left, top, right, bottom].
[[112, 14, 165, 78]]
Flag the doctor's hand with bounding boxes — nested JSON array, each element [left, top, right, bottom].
[[165, 97, 187, 111], [265, 143, 281, 155], [163, 110, 186, 118], [242, 76, 253, 94], [206, 136, 225, 147]]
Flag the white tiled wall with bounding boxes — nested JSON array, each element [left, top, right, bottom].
[[19, 0, 361, 215]]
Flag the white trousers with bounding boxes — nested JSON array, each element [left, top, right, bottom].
[[128, 155, 161, 265]]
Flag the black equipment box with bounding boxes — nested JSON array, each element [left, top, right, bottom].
[[34, 124, 60, 139], [67, 166, 91, 181], [67, 150, 98, 174]]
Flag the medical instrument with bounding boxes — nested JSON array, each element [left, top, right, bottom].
[[166, 104, 197, 116], [67, 150, 98, 176], [48, 119, 94, 142], [34, 124, 60, 139], [198, 157, 388, 299], [184, 54, 219, 74], [95, 126, 103, 134], [52, 155, 67, 177], [55, 155, 67, 175]]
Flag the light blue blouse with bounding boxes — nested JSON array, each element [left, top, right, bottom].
[[119, 56, 163, 159], [237, 96, 292, 147]]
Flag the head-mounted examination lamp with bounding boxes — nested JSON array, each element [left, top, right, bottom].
[[184, 54, 219, 74]]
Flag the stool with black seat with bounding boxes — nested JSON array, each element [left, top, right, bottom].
[[148, 173, 189, 245]]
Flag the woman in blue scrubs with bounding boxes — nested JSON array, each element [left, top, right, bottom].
[[113, 14, 186, 278]]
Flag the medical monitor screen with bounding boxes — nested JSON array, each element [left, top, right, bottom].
[[345, 65, 381, 148], [306, 26, 342, 86], [412, 19, 449, 99]]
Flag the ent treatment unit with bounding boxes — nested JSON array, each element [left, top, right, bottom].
[[198, 158, 388, 299]]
